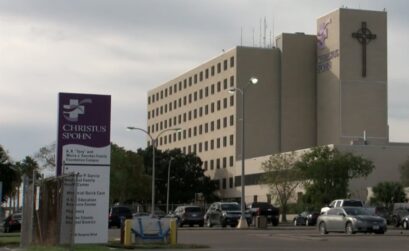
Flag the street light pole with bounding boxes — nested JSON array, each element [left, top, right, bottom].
[[126, 127, 181, 217], [228, 77, 258, 229], [166, 157, 173, 214]]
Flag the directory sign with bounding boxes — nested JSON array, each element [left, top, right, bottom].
[[57, 92, 111, 243]]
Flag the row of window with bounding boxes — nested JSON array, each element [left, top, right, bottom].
[[148, 57, 235, 104], [203, 155, 235, 171], [149, 100, 235, 135], [148, 76, 235, 118], [158, 134, 235, 155], [152, 116, 234, 146], [214, 173, 265, 190]]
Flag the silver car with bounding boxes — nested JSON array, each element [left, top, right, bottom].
[[317, 207, 387, 235]]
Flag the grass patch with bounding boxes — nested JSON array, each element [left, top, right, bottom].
[[0, 234, 20, 247], [24, 243, 208, 250]]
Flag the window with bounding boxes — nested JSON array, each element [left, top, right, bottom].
[[210, 140, 214, 149], [230, 115, 234, 126], [174, 83, 177, 93], [152, 95, 155, 103], [223, 136, 227, 147], [217, 119, 220, 129], [205, 123, 208, 133], [211, 84, 215, 94], [188, 128, 191, 138], [230, 56, 234, 67], [211, 103, 215, 113], [230, 134, 234, 145], [230, 156, 234, 167], [223, 79, 228, 89], [205, 69, 209, 79], [222, 178, 226, 189], [205, 87, 209, 97], [204, 161, 208, 170], [216, 158, 220, 169], [183, 96, 187, 105], [193, 109, 197, 119], [211, 66, 215, 76], [199, 107, 203, 117], [179, 81, 182, 91], [148, 96, 151, 104], [188, 111, 191, 120], [194, 74, 197, 84], [210, 160, 214, 170], [199, 71, 203, 81], [217, 100, 221, 111], [230, 96, 234, 106], [189, 94, 192, 103], [183, 113, 186, 122], [223, 157, 227, 168], [205, 141, 208, 151], [189, 77, 192, 86], [217, 63, 221, 73], [223, 117, 227, 128], [224, 59, 228, 70], [217, 138, 220, 148], [199, 124, 203, 134], [210, 121, 214, 131], [230, 76, 234, 87], [223, 98, 227, 109], [193, 126, 197, 136], [194, 91, 197, 101], [199, 143, 202, 152], [183, 79, 187, 89], [205, 105, 209, 115], [183, 130, 186, 139], [229, 177, 233, 188], [164, 88, 168, 97], [217, 81, 221, 92]]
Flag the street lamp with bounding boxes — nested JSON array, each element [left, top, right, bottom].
[[228, 76, 258, 229], [126, 126, 181, 217], [166, 157, 173, 214]]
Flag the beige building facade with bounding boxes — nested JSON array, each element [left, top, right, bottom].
[[147, 8, 409, 203]]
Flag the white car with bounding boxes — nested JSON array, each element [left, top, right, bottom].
[[320, 199, 364, 214]]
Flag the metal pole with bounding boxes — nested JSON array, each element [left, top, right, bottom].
[[166, 158, 173, 214], [151, 140, 156, 217]]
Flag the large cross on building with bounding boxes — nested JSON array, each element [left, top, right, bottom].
[[352, 21, 377, 77]]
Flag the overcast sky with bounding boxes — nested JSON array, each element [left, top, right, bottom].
[[0, 0, 408, 162]]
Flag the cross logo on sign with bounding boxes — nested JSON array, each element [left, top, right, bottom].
[[63, 98, 92, 122]]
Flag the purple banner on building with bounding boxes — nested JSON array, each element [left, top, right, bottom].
[[57, 92, 111, 244]]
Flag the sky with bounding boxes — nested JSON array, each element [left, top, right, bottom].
[[0, 0, 408, 162]]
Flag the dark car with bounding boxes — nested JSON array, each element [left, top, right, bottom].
[[391, 207, 409, 227], [204, 202, 252, 228], [293, 211, 320, 226], [401, 215, 409, 230], [173, 205, 204, 227], [3, 213, 22, 233], [247, 202, 280, 226], [317, 207, 387, 235], [366, 206, 391, 224], [108, 205, 133, 228]]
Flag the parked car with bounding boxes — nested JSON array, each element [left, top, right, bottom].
[[317, 207, 387, 235], [293, 211, 320, 226], [320, 199, 364, 214], [108, 205, 133, 228], [2, 212, 22, 233], [247, 202, 280, 226], [391, 207, 409, 227], [173, 205, 204, 227], [204, 202, 252, 228], [366, 206, 391, 224]]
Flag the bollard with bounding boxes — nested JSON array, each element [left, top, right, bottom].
[[169, 219, 177, 245], [124, 219, 133, 247]]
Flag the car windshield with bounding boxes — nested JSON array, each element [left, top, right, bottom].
[[221, 204, 240, 211], [185, 207, 201, 213], [344, 207, 370, 216]]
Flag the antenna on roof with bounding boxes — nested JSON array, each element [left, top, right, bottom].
[[240, 26, 243, 46], [272, 15, 275, 47], [259, 18, 262, 47], [263, 17, 267, 48]]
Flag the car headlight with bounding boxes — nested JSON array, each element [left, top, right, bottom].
[[222, 212, 227, 217]]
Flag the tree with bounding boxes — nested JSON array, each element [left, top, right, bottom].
[[262, 151, 304, 222], [0, 145, 20, 202], [137, 147, 218, 204], [296, 146, 375, 210], [16, 156, 40, 179], [110, 143, 151, 205], [370, 181, 406, 211], [34, 142, 56, 170], [400, 157, 409, 187]]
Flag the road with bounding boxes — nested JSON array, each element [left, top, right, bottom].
[[110, 225, 409, 251]]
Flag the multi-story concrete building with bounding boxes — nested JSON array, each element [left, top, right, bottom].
[[147, 8, 409, 203]]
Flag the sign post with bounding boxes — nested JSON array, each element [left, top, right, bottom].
[[56, 93, 111, 244]]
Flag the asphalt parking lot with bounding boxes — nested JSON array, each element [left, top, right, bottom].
[[110, 225, 409, 251]]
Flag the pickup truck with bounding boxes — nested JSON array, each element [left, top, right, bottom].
[[320, 199, 364, 214], [247, 202, 280, 226]]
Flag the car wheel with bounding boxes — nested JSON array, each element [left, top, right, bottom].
[[199, 223, 204, 227], [403, 220, 409, 230], [272, 219, 279, 226], [206, 218, 213, 228], [345, 222, 355, 235], [189, 224, 193, 227], [221, 221, 227, 228], [319, 222, 328, 235]]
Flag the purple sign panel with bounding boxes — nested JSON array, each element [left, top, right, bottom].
[[57, 92, 111, 244], [57, 93, 111, 175]]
